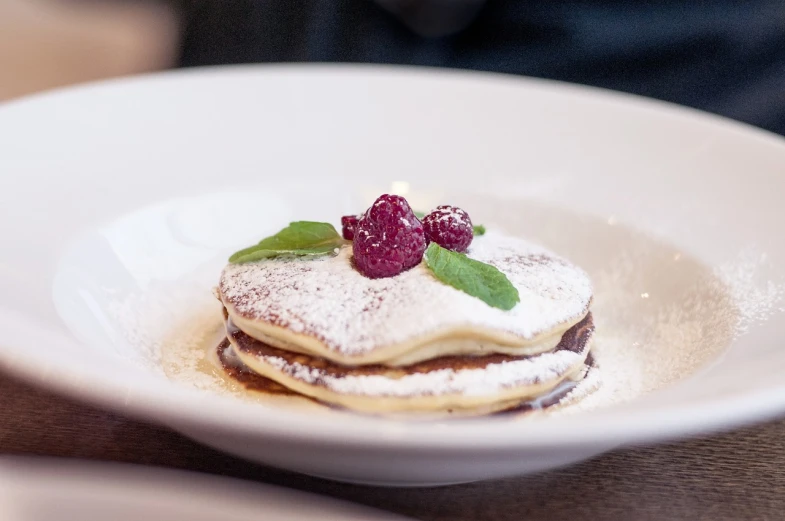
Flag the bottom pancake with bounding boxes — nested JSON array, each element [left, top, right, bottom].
[[222, 313, 596, 414], [215, 339, 599, 417]]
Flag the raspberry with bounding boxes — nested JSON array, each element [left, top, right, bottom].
[[422, 205, 473, 252], [341, 214, 360, 240], [352, 194, 427, 278]]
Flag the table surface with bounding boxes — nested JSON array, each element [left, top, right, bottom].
[[2, 371, 783, 521]]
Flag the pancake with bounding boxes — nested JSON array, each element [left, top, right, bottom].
[[219, 233, 593, 367], [224, 312, 595, 413], [216, 339, 302, 398], [215, 339, 600, 417]]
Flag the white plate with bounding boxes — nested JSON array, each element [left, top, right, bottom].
[[0, 457, 411, 520], [0, 65, 784, 486]]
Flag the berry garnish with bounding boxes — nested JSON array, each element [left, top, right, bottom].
[[422, 205, 473, 253], [352, 194, 427, 278], [341, 214, 360, 240]]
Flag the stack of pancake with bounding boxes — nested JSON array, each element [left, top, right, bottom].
[[216, 233, 597, 417]]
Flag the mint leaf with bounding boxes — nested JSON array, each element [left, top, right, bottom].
[[414, 210, 427, 219], [229, 221, 345, 263], [423, 243, 519, 310], [230, 244, 340, 263]]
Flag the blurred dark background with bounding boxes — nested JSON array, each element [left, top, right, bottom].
[[4, 0, 785, 135]]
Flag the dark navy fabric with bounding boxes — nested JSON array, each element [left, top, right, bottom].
[[179, 1, 785, 135]]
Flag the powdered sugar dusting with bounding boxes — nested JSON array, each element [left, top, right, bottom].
[[558, 365, 603, 408], [257, 346, 587, 398], [715, 248, 784, 335], [427, 205, 471, 227], [220, 233, 593, 355], [555, 243, 783, 414], [106, 282, 219, 373]]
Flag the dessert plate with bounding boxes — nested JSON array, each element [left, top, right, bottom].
[[0, 456, 411, 520], [1, 65, 784, 486]]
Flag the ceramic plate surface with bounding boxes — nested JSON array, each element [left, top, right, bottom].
[[1, 65, 784, 486]]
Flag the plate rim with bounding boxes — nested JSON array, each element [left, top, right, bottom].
[[3, 61, 785, 148]]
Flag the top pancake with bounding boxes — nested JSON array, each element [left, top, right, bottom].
[[219, 232, 593, 363]]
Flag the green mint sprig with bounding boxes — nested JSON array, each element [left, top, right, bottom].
[[229, 221, 345, 263], [423, 243, 519, 310]]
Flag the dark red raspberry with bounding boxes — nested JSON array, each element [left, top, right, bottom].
[[422, 205, 473, 252], [352, 194, 427, 278], [341, 214, 360, 240]]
